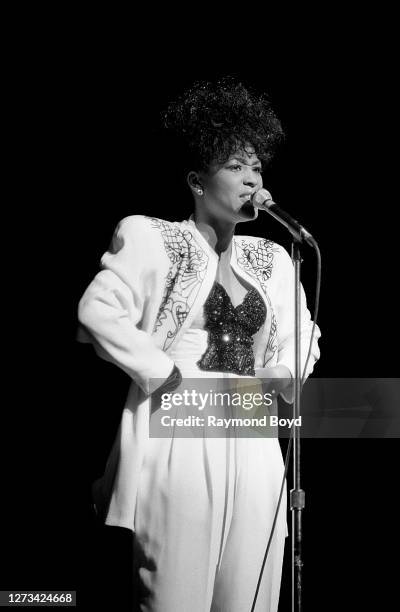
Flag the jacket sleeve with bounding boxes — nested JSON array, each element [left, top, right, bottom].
[[77, 215, 176, 395], [274, 246, 321, 404]]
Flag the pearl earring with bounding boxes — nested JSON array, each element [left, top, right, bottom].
[[197, 188, 203, 195]]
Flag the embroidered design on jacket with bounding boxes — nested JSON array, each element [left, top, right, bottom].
[[150, 218, 208, 350], [236, 238, 279, 366], [236, 238, 278, 289]]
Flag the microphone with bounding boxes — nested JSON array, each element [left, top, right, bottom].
[[252, 189, 314, 246]]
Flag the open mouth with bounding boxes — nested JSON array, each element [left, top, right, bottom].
[[239, 193, 254, 207], [239, 196, 252, 206]]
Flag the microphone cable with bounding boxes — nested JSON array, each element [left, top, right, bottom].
[[250, 236, 321, 611]]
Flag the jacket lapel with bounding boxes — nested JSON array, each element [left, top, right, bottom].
[[232, 236, 280, 367], [151, 218, 218, 352]]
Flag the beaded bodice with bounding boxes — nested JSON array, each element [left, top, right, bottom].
[[197, 281, 267, 376]]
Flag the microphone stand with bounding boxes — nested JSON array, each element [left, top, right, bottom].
[[253, 191, 319, 612], [291, 239, 305, 612]]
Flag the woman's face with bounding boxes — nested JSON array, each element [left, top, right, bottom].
[[197, 146, 263, 223]]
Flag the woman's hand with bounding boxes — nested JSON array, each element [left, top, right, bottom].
[[254, 365, 292, 396]]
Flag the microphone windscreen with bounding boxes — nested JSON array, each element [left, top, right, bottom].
[[252, 188, 274, 209]]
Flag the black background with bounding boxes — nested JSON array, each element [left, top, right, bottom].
[[2, 18, 398, 611]]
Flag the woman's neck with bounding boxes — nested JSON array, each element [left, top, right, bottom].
[[193, 212, 235, 256]]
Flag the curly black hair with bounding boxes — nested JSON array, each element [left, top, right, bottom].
[[162, 76, 284, 173]]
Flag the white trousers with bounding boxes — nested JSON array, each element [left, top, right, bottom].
[[134, 433, 287, 612]]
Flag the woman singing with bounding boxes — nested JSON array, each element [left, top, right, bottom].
[[77, 77, 321, 611]]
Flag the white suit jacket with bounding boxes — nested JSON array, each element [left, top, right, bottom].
[[77, 214, 321, 530]]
